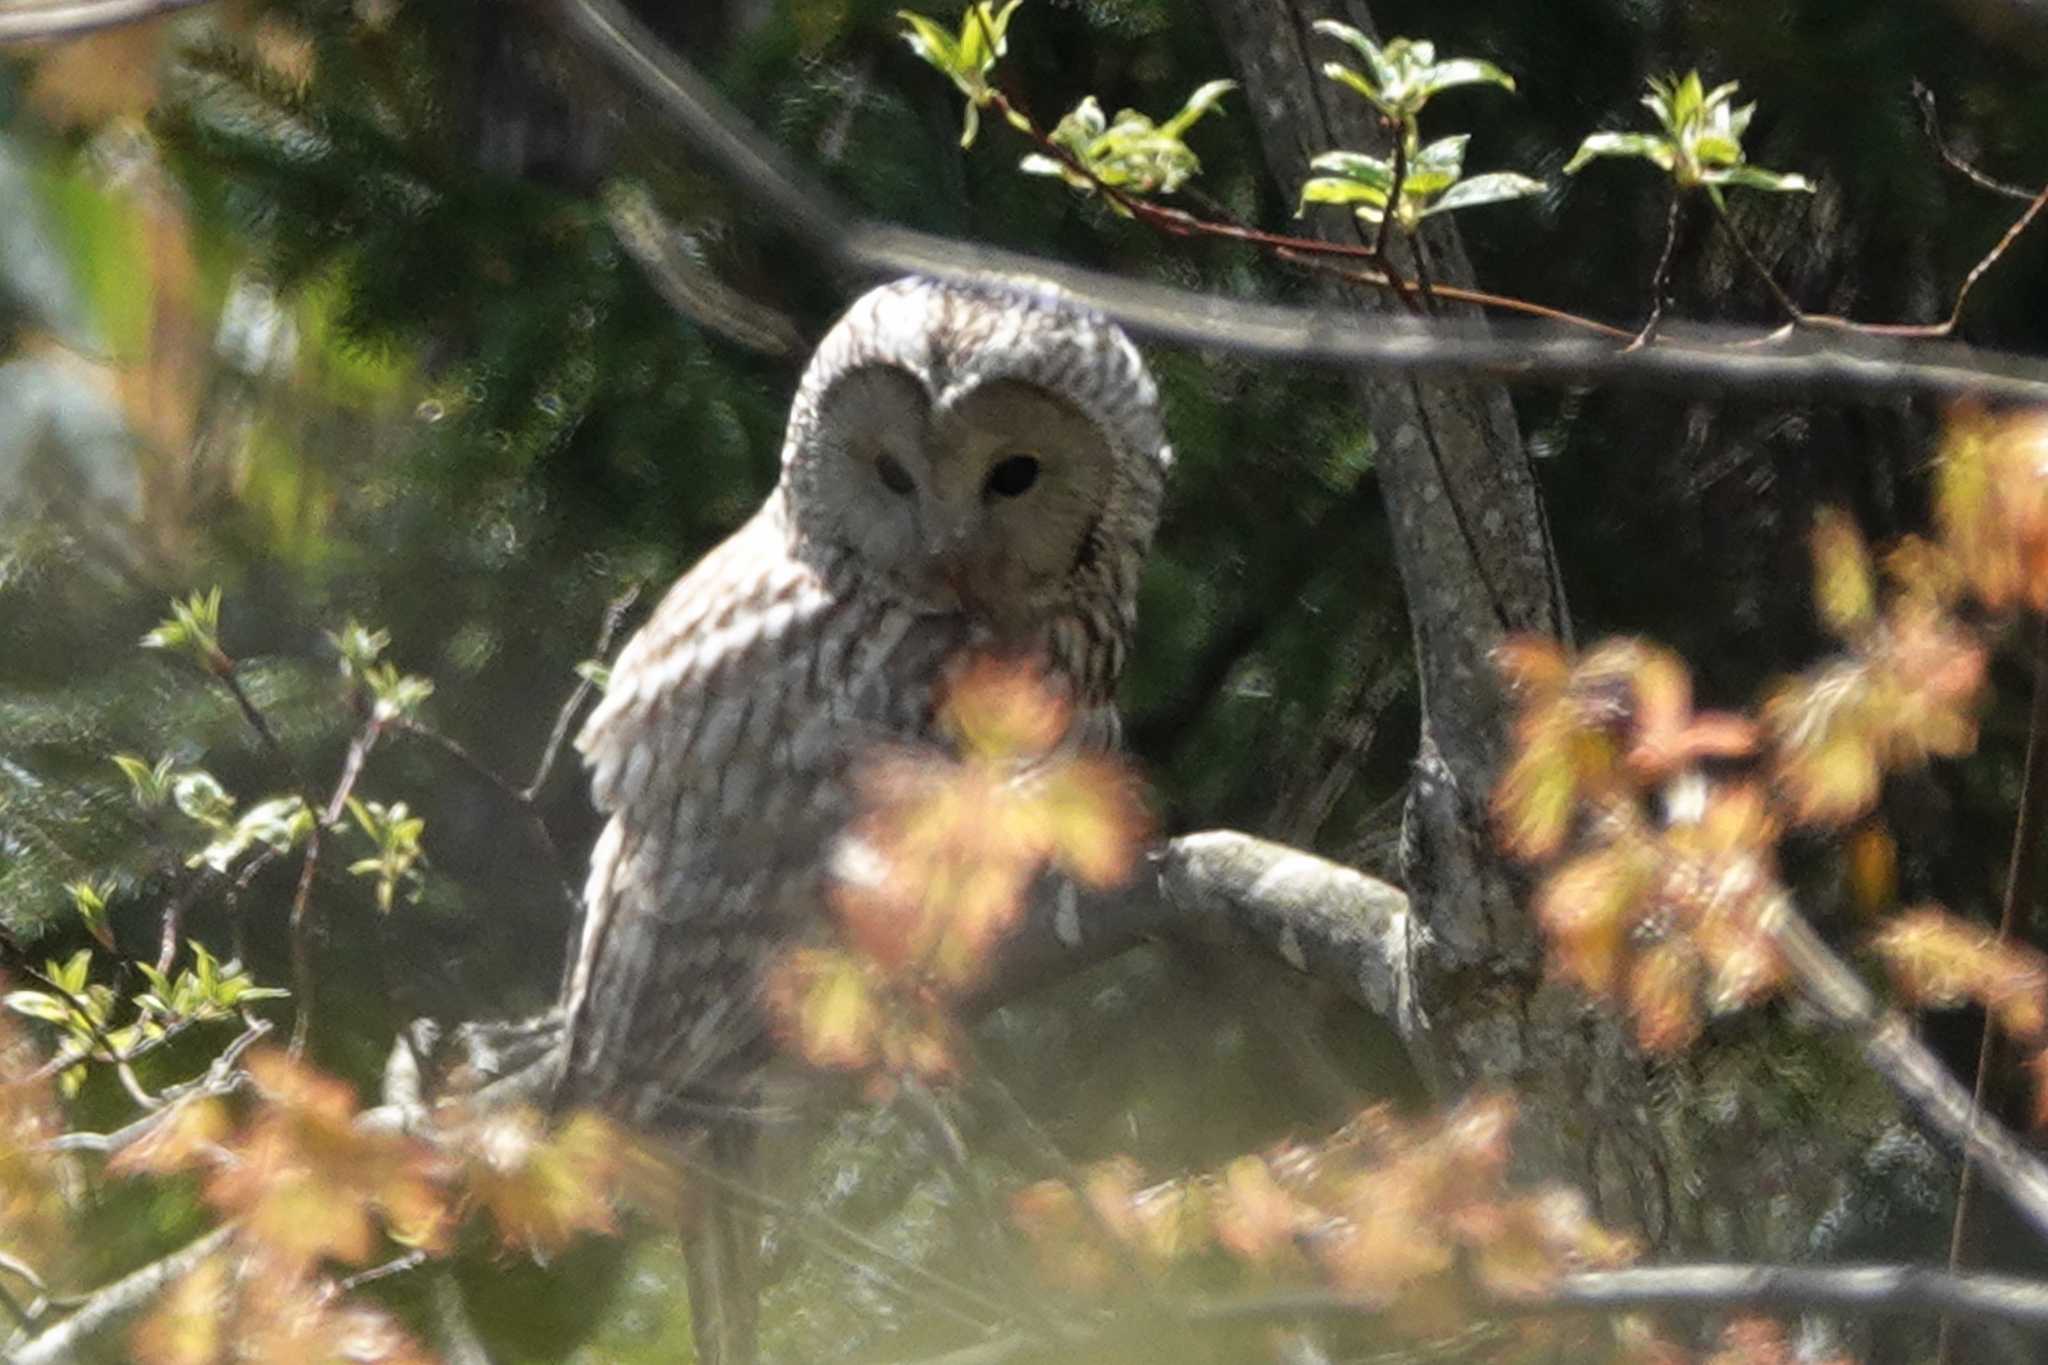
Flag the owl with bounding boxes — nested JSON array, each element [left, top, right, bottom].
[[553, 276, 1170, 1363]]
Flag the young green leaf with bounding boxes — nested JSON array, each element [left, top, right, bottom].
[[897, 2, 1025, 148], [66, 879, 116, 950], [112, 752, 176, 809], [141, 587, 230, 673]]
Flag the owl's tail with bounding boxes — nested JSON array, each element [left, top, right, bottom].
[[683, 1120, 764, 1365]]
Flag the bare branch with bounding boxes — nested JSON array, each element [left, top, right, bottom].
[[1767, 900, 2048, 1242], [902, 1262, 2048, 1365], [0, 0, 211, 42], [969, 832, 1419, 1043], [1199, 1261, 2048, 1330], [553, 0, 2048, 405], [4, 1225, 234, 1365]]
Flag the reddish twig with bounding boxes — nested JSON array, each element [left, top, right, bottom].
[[1915, 81, 2039, 203]]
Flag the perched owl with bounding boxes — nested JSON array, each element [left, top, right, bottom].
[[554, 276, 1170, 1363]]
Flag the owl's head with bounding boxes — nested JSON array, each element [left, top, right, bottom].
[[779, 278, 1170, 633]]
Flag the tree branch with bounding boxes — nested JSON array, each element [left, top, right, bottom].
[[1200, 1261, 2048, 1330], [552, 0, 2048, 405], [966, 832, 1419, 1040], [4, 1225, 234, 1365], [1767, 900, 2048, 1242], [902, 1262, 2048, 1365], [0, 0, 211, 42]]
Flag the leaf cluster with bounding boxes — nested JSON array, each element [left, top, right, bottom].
[[1494, 406, 2048, 1085], [1565, 72, 1814, 202], [1012, 1096, 1640, 1342], [767, 655, 1147, 1093]]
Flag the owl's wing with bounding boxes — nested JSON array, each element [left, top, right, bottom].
[[557, 498, 960, 1122], [558, 500, 838, 1117]]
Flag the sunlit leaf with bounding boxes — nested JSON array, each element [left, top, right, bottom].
[[131, 1254, 227, 1365], [1429, 171, 1547, 215]]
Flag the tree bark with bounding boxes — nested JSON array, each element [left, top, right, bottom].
[[1204, 0, 1681, 1238]]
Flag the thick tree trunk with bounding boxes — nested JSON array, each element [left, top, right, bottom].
[[1204, 0, 1678, 1238]]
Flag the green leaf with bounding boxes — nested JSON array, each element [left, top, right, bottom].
[[1401, 134, 1469, 195], [51, 948, 92, 996], [1418, 57, 1516, 96], [1307, 149, 1396, 188], [1563, 131, 1675, 175], [66, 879, 115, 951], [1428, 171, 1548, 215], [328, 618, 391, 676], [171, 770, 236, 830], [1702, 164, 1816, 193], [113, 752, 176, 809], [573, 660, 611, 691], [1693, 133, 1743, 168], [1320, 62, 1390, 113], [141, 587, 227, 671], [1310, 20, 1391, 90], [1158, 79, 1237, 140], [1298, 177, 1391, 214], [4, 990, 73, 1025], [364, 660, 434, 723], [896, 12, 959, 72], [189, 795, 313, 874]]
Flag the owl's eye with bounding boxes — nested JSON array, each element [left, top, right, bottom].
[[875, 454, 916, 497], [985, 454, 1040, 499]]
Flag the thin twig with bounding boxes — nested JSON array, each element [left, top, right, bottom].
[[154, 869, 217, 978], [286, 716, 383, 1059], [19, 967, 161, 1110], [398, 722, 581, 920], [1936, 611, 2048, 1365], [665, 1142, 1018, 1334], [554, 0, 2048, 404], [1707, 191, 1805, 324], [46, 1017, 269, 1157], [1914, 81, 2039, 202], [1633, 189, 1684, 348], [333, 1249, 428, 1295], [1945, 182, 2048, 331], [521, 583, 640, 801]]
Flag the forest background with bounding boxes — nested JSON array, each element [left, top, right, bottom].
[[7, 0, 2048, 1361]]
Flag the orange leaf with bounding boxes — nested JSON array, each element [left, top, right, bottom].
[[1493, 636, 1571, 701], [1213, 1156, 1304, 1265], [110, 1096, 229, 1177], [765, 949, 882, 1073], [1845, 823, 1898, 914], [459, 1108, 624, 1256], [1627, 941, 1701, 1053], [131, 1254, 227, 1365]]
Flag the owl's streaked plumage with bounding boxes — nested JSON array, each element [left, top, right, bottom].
[[553, 276, 1168, 1362]]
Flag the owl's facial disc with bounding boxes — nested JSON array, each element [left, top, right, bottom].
[[800, 364, 1116, 628], [917, 378, 1116, 627]]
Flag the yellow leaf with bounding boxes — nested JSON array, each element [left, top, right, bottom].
[[1627, 940, 1700, 1053], [131, 1254, 227, 1365], [1493, 723, 1580, 861], [1811, 507, 1876, 639]]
